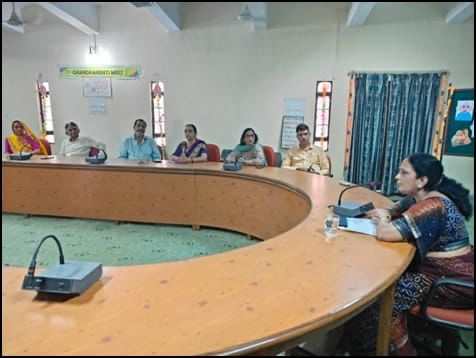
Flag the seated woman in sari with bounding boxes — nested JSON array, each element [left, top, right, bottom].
[[225, 127, 267, 167], [171, 124, 208, 164], [5, 120, 48, 156], [341, 153, 473, 356]]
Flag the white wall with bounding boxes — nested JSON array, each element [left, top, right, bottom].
[[2, 2, 474, 192]]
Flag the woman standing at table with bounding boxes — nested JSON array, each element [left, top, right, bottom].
[[171, 124, 208, 164], [5, 120, 48, 156]]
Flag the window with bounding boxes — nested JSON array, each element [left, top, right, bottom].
[[36, 81, 55, 143], [150, 81, 166, 147], [313, 81, 333, 151]]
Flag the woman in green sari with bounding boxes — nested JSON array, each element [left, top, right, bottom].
[[225, 128, 267, 167]]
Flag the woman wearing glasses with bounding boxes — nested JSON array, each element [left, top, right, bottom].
[[171, 124, 208, 164], [225, 127, 267, 167]]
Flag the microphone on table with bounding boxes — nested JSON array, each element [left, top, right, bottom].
[[85, 149, 108, 164], [9, 143, 33, 161], [223, 154, 243, 171], [330, 184, 374, 217]]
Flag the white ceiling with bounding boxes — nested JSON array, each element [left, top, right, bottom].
[[2, 2, 474, 35]]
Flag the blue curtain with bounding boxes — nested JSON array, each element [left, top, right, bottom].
[[346, 73, 442, 195]]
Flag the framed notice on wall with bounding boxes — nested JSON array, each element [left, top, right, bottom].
[[83, 77, 112, 97], [443, 88, 474, 157], [280, 116, 304, 149]]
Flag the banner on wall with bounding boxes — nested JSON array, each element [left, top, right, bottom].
[[59, 65, 140, 79]]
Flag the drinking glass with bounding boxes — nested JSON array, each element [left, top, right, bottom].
[[324, 213, 339, 238]]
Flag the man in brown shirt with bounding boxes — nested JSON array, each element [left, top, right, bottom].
[[282, 123, 330, 175]]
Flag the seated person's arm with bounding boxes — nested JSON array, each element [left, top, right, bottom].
[[376, 220, 404, 242], [151, 142, 162, 160], [95, 141, 106, 151], [5, 138, 13, 154], [281, 150, 295, 170], [194, 152, 208, 163], [225, 151, 238, 162], [59, 140, 67, 156], [366, 208, 391, 222], [118, 140, 128, 159], [315, 151, 329, 175], [171, 144, 185, 163], [246, 146, 266, 166], [30, 139, 41, 155]]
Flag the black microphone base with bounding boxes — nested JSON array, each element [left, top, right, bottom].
[[332, 201, 374, 217], [22, 261, 102, 295]]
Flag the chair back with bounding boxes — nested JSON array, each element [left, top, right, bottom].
[[157, 145, 167, 160], [262, 145, 276, 167], [326, 155, 332, 176], [275, 152, 283, 167], [221, 149, 232, 161], [408, 277, 474, 355], [39, 137, 52, 155], [206, 143, 221, 162], [89, 147, 100, 157]]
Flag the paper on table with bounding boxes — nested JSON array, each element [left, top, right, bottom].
[[339, 217, 377, 236]]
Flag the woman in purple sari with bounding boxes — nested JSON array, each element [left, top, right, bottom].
[[171, 124, 208, 164], [341, 153, 473, 355]]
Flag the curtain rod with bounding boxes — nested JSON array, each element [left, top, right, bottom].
[[348, 70, 449, 76]]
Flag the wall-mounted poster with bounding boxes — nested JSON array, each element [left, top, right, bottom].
[[280, 116, 304, 149], [444, 89, 474, 157], [83, 77, 112, 97]]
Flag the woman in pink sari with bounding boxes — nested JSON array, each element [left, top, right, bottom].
[[5, 121, 48, 156]]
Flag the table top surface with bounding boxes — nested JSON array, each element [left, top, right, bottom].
[[2, 156, 415, 355]]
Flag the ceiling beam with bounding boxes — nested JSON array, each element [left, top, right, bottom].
[[445, 2, 474, 24], [133, 2, 181, 32], [346, 2, 376, 27], [37, 2, 99, 35], [3, 23, 25, 34]]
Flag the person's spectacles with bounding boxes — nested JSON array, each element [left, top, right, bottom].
[[245, 134, 255, 138]]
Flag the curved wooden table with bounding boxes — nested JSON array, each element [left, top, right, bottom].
[[2, 157, 415, 355]]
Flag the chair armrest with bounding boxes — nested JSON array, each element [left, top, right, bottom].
[[421, 277, 474, 330]]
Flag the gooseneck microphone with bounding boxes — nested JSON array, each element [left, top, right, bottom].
[[9, 142, 33, 161], [332, 184, 375, 217], [22, 235, 102, 295], [338, 184, 363, 206], [85, 148, 108, 164], [25, 235, 65, 289]]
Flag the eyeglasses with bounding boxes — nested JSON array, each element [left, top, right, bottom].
[[245, 134, 255, 138]]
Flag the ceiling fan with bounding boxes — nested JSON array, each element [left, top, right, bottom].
[[237, 3, 255, 21], [3, 2, 23, 26]]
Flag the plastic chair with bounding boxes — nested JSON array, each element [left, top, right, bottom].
[[39, 137, 52, 155], [88, 147, 100, 157], [326, 155, 332, 177], [262, 145, 276, 167], [157, 145, 167, 160], [206, 143, 221, 162], [408, 277, 474, 356], [275, 152, 282, 167], [221, 149, 232, 161]]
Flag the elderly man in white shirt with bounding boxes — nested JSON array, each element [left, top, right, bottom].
[[60, 122, 106, 157]]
